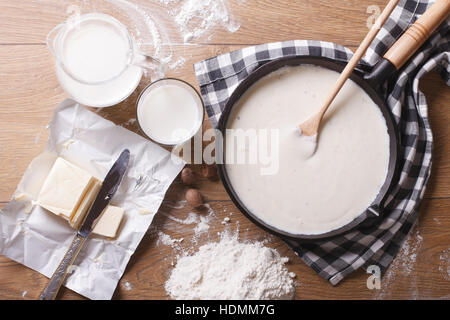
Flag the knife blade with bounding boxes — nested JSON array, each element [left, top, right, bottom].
[[79, 149, 130, 238], [39, 149, 130, 300]]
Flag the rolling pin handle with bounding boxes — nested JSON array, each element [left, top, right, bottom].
[[383, 0, 450, 69]]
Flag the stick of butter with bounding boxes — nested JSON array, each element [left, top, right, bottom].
[[92, 205, 124, 238], [37, 157, 96, 220], [37, 157, 125, 238]]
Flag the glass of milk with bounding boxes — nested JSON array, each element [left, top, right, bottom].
[[136, 78, 204, 146], [47, 13, 163, 107]]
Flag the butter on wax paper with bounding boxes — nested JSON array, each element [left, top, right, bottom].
[[0, 99, 185, 299], [37, 157, 97, 220], [37, 156, 125, 238]]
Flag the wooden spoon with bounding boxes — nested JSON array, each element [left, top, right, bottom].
[[298, 0, 399, 137]]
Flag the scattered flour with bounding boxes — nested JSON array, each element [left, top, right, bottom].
[[192, 203, 216, 237], [166, 200, 187, 210], [169, 0, 240, 42], [121, 118, 137, 127], [374, 223, 423, 299], [164, 231, 295, 300], [193, 215, 210, 235], [169, 56, 186, 70], [157, 231, 184, 248], [106, 0, 172, 78], [166, 211, 199, 225], [122, 281, 133, 291], [107, 0, 163, 56], [397, 226, 423, 276], [156, 199, 293, 300], [56, 0, 241, 80], [221, 216, 231, 224], [161, 202, 215, 238]]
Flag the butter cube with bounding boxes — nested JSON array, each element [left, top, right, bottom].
[[92, 205, 124, 238], [37, 157, 125, 238], [37, 157, 95, 220]]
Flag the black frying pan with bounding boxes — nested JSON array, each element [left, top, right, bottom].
[[216, 1, 450, 240]]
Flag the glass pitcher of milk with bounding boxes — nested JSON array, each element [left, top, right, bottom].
[[47, 13, 163, 107]]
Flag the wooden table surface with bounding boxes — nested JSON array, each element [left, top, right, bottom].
[[0, 0, 449, 300]]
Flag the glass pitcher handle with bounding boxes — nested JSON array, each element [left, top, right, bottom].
[[46, 23, 65, 58]]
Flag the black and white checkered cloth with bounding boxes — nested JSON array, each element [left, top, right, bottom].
[[194, 0, 449, 285]]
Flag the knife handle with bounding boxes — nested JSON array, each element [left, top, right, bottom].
[[39, 234, 87, 300]]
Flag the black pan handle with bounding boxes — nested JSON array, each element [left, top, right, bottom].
[[365, 0, 450, 87]]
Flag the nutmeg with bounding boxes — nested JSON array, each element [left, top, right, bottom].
[[181, 167, 195, 185], [185, 189, 203, 208], [202, 164, 217, 179]]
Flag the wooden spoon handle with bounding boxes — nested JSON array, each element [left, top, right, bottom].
[[299, 0, 399, 136], [384, 0, 450, 69], [317, 0, 399, 118]]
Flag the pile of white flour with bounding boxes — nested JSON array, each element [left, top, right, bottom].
[[164, 233, 296, 300]]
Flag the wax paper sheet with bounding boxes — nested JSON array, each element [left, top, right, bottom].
[[0, 99, 185, 299]]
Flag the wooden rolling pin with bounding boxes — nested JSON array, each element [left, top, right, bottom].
[[366, 0, 450, 87], [384, 0, 450, 69], [300, 0, 450, 137]]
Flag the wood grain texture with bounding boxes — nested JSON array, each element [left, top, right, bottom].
[[1, 198, 449, 300], [0, 0, 390, 46], [0, 0, 449, 300]]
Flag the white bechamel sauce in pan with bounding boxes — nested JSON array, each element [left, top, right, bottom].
[[225, 65, 390, 235]]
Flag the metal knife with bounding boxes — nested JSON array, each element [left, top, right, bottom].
[[39, 149, 130, 300]]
